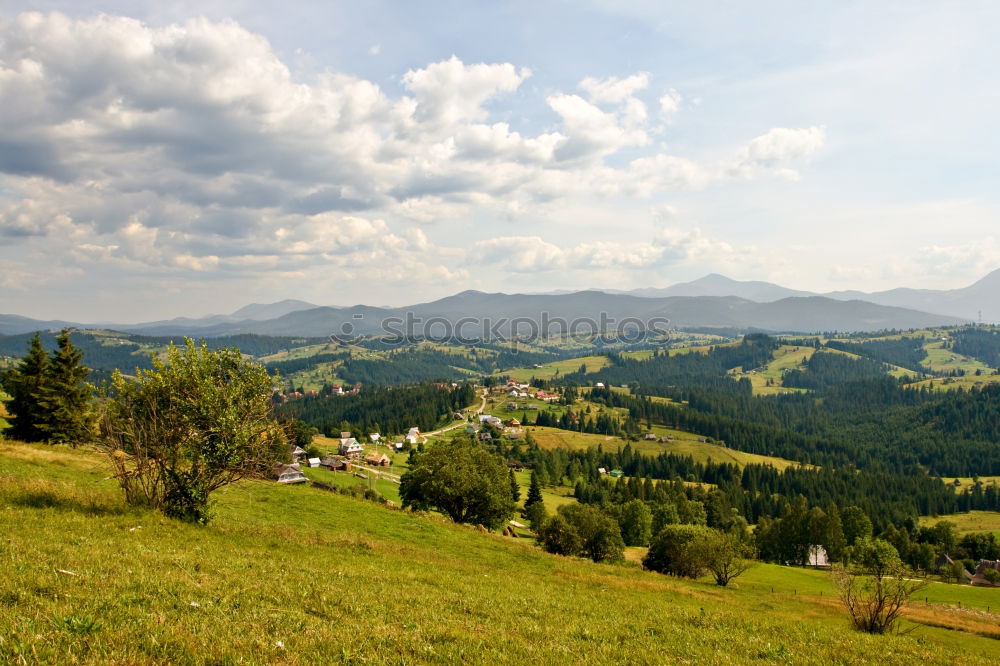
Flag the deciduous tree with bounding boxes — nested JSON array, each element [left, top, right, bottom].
[[400, 439, 515, 529]]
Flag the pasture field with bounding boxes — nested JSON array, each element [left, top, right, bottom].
[[503, 354, 612, 382], [527, 425, 810, 471], [0, 441, 997, 664], [906, 375, 1000, 392], [921, 340, 994, 375], [919, 510, 1000, 538]]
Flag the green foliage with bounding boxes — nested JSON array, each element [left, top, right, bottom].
[[276, 383, 475, 436], [841, 506, 873, 546], [97, 339, 286, 524], [537, 514, 583, 556], [643, 524, 714, 578], [524, 500, 548, 530], [509, 469, 521, 503], [0, 330, 93, 444], [539, 504, 625, 562], [1, 333, 50, 441], [614, 499, 653, 547], [37, 330, 94, 444], [553, 504, 625, 562], [525, 469, 543, 508], [285, 418, 318, 449], [399, 439, 514, 529], [693, 530, 756, 587]]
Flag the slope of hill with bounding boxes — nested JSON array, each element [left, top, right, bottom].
[[1, 441, 997, 663]]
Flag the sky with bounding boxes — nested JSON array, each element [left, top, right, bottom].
[[1, 1, 999, 322]]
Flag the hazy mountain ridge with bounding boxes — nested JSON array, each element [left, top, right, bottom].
[[3, 274, 990, 337], [613, 270, 1000, 322]]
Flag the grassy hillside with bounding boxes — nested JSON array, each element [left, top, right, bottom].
[[528, 425, 809, 471], [919, 510, 1000, 538], [503, 355, 611, 382], [1, 441, 998, 664]]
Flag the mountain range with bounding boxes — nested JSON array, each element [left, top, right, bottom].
[[3, 271, 997, 338], [610, 269, 1000, 322]]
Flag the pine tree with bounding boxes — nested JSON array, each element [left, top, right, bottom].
[[36, 329, 93, 445], [525, 469, 544, 508], [509, 469, 521, 503], [1, 332, 50, 441]]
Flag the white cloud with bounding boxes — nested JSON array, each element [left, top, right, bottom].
[[401, 55, 530, 126], [579, 72, 649, 104], [658, 89, 682, 117], [730, 126, 826, 178]]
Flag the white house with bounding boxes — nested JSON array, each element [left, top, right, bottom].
[[369, 433, 381, 443], [339, 437, 364, 458]]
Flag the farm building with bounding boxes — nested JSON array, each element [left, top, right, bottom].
[[609, 469, 624, 478], [807, 545, 830, 567], [364, 453, 391, 467], [274, 463, 307, 484], [319, 456, 350, 472], [306, 457, 321, 468], [290, 445, 307, 460]]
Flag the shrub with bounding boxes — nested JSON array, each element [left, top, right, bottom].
[[97, 339, 286, 524], [833, 537, 926, 634]]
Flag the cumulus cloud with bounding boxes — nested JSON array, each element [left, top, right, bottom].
[[0, 11, 827, 311], [729, 126, 827, 179]]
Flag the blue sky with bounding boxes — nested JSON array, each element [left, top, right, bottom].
[[1, 1, 998, 321]]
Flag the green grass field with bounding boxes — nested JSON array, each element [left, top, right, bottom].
[[527, 425, 811, 471], [503, 355, 611, 382], [919, 511, 1000, 538], [921, 340, 994, 375], [1, 441, 998, 664], [735, 344, 815, 395]]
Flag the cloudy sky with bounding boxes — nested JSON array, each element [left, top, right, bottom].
[[2, 1, 999, 322]]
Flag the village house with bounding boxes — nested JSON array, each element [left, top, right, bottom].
[[274, 463, 307, 484], [339, 437, 364, 458], [643, 433, 658, 441], [369, 433, 381, 443], [290, 445, 307, 461], [306, 457, 321, 468]]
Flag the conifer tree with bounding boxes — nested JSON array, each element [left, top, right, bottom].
[[525, 469, 544, 508], [510, 468, 521, 503], [1, 332, 50, 441], [37, 329, 93, 445]]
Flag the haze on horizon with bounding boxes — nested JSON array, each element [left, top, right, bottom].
[[1, 1, 999, 322]]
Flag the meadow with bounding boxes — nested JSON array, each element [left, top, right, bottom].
[[1, 441, 998, 664], [919, 510, 1000, 538]]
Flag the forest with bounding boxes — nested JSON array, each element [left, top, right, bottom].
[[273, 383, 477, 437]]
